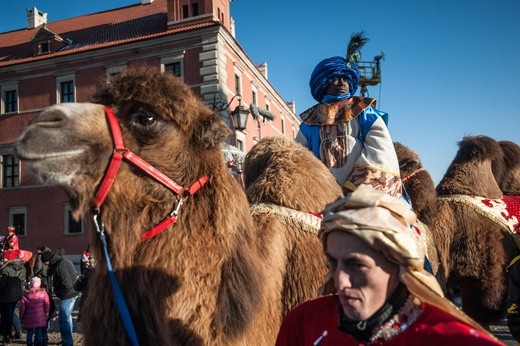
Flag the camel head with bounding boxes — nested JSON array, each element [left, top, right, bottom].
[[394, 142, 422, 179], [393, 142, 437, 224], [437, 135, 504, 198], [498, 140, 520, 195], [15, 68, 230, 220]]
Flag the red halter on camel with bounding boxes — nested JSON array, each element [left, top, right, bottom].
[[92, 106, 208, 241]]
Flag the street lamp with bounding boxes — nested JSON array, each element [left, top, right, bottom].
[[210, 93, 250, 132], [232, 103, 250, 131]]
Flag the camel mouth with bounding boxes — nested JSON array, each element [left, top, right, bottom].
[[15, 146, 85, 162], [15, 147, 85, 186]]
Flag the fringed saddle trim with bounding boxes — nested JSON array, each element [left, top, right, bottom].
[[249, 203, 322, 235]]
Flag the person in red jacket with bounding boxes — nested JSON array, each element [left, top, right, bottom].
[[2, 226, 19, 252], [276, 186, 504, 346], [20, 276, 50, 346]]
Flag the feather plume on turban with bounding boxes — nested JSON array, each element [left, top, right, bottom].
[[318, 185, 494, 335]]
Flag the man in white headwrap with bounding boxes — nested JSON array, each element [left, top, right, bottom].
[[276, 185, 504, 345]]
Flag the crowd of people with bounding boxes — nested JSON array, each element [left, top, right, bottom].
[[0, 234, 94, 346]]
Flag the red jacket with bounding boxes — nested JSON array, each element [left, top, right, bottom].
[[3, 233, 19, 251], [275, 294, 504, 346]]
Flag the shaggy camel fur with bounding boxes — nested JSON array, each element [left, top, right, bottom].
[[243, 136, 342, 315], [394, 142, 440, 277], [14, 68, 341, 345], [498, 140, 520, 195], [395, 136, 520, 327]]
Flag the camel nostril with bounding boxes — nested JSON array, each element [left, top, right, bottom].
[[31, 104, 73, 127]]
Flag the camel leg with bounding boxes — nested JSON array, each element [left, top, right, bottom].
[[455, 276, 507, 328]]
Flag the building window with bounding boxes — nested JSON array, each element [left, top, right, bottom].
[[165, 62, 182, 77], [59, 80, 74, 103], [182, 5, 189, 18], [236, 139, 244, 152], [1, 154, 19, 188], [65, 205, 84, 234], [281, 117, 285, 135], [192, 3, 199, 16], [161, 52, 185, 80], [9, 207, 27, 236], [235, 74, 241, 96], [3, 90, 17, 113], [39, 41, 49, 54], [252, 90, 257, 105], [56, 75, 75, 103]]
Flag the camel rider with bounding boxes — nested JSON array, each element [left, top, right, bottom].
[[295, 32, 434, 274], [2, 226, 19, 252], [295, 32, 402, 198]]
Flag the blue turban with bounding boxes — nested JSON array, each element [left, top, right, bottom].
[[309, 56, 361, 102]]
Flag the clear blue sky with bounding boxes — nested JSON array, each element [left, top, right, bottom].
[[1, 0, 519, 184]]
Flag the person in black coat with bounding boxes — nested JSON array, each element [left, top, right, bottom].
[[41, 250, 79, 346], [0, 250, 26, 344]]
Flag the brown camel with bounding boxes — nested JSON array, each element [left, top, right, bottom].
[[243, 136, 342, 315], [395, 136, 520, 327], [394, 142, 440, 278], [14, 68, 341, 345]]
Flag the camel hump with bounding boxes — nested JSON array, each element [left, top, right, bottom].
[[244, 136, 342, 211]]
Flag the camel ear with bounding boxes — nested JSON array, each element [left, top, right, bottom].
[[191, 110, 231, 149]]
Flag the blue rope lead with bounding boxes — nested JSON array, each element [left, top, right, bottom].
[[94, 215, 140, 346]]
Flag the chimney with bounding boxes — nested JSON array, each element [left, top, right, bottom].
[[230, 16, 235, 38], [286, 100, 296, 114], [257, 62, 268, 80], [26, 7, 47, 29]]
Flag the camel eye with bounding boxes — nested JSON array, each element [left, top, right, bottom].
[[126, 104, 160, 130], [136, 114, 157, 127]]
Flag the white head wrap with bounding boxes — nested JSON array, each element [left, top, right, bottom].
[[319, 185, 494, 335]]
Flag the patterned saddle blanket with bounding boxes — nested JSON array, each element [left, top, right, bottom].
[[438, 195, 520, 234]]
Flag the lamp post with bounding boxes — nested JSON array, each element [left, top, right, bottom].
[[210, 93, 242, 113], [210, 93, 251, 133], [209, 94, 249, 186]]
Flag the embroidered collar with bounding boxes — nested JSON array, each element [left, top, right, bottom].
[[369, 295, 423, 344], [300, 97, 376, 126]]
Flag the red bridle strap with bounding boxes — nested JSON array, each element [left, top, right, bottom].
[[401, 168, 425, 183], [92, 106, 208, 241]]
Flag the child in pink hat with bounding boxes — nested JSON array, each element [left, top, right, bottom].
[[19, 277, 50, 346]]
